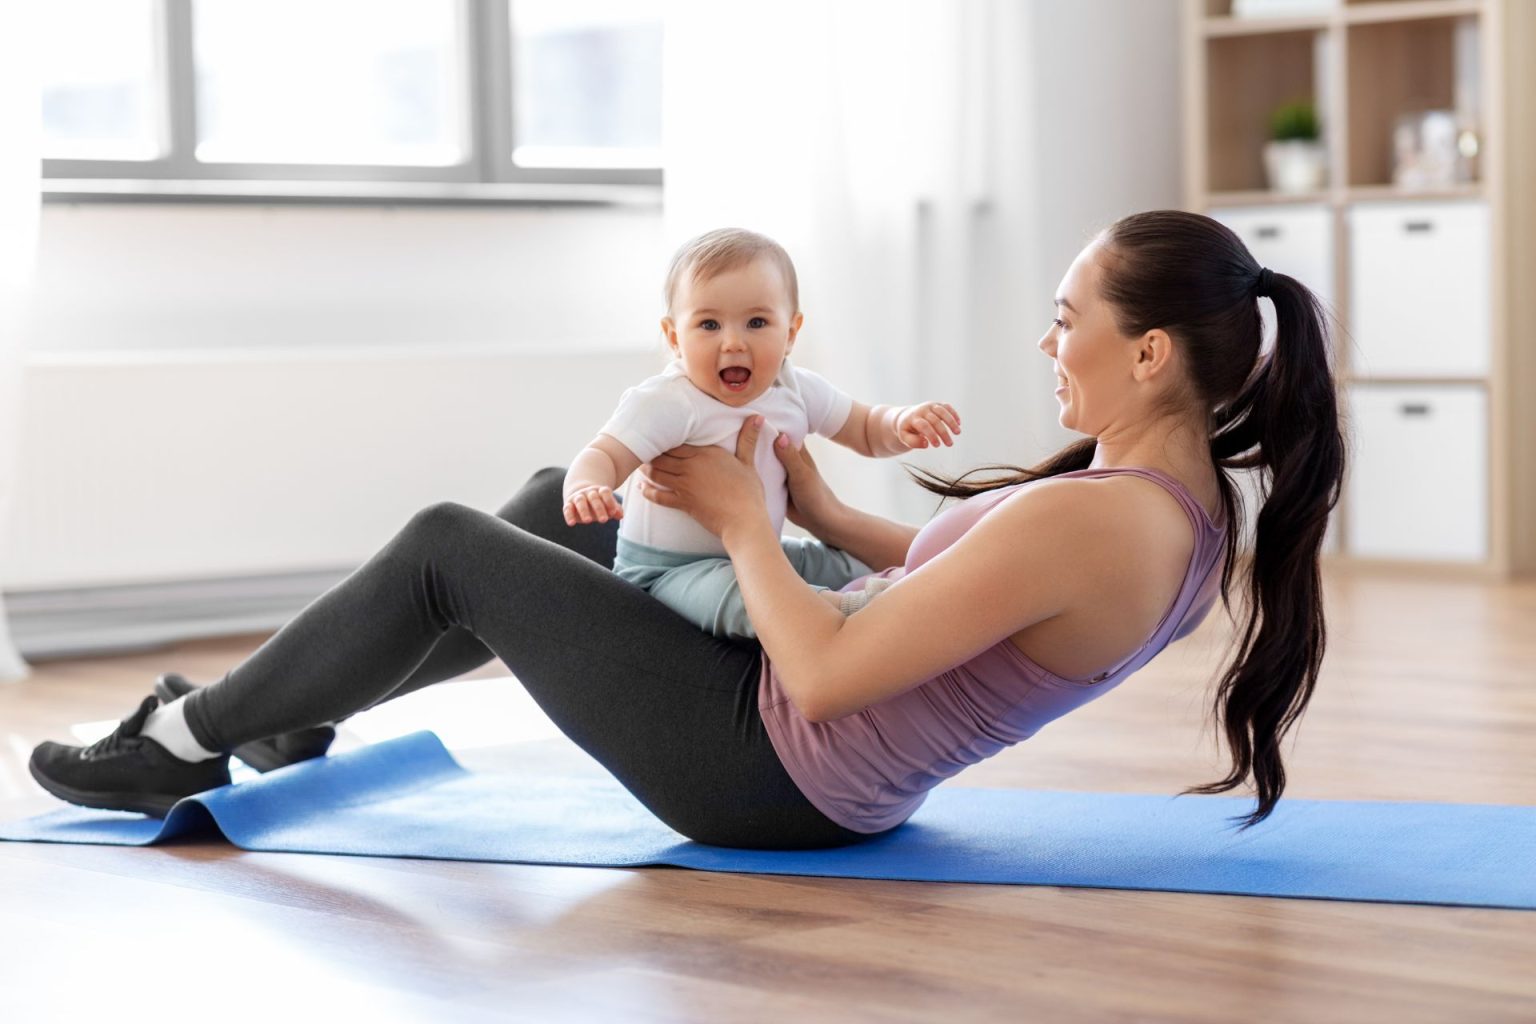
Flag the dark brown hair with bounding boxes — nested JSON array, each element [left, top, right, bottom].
[[903, 209, 1347, 830]]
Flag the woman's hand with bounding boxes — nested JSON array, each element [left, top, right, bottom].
[[772, 431, 843, 536], [636, 416, 772, 541]]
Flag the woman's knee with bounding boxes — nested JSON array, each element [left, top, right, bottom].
[[391, 501, 496, 558], [386, 501, 542, 579], [406, 499, 480, 534]]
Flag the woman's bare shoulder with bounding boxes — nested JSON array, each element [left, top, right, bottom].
[[1025, 471, 1202, 527], [1000, 472, 1189, 527], [994, 474, 1200, 676], [989, 475, 1191, 604]]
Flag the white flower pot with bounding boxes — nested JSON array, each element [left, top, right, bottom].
[[1264, 139, 1327, 194]]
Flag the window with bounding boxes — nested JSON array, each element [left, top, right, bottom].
[[40, 0, 663, 201], [193, 0, 463, 168], [40, 0, 161, 162], [510, 2, 663, 170]]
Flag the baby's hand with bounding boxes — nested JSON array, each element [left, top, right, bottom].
[[896, 402, 962, 449], [563, 485, 623, 526]]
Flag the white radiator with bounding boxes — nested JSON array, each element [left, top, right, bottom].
[[6, 345, 660, 589]]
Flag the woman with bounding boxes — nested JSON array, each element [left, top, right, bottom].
[[29, 210, 1345, 843]]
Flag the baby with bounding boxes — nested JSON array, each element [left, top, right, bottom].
[[562, 227, 960, 641]]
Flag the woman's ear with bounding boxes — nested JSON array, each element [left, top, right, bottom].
[[1132, 328, 1175, 383]]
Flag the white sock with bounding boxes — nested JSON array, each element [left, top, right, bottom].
[[838, 576, 895, 616], [141, 696, 223, 762]]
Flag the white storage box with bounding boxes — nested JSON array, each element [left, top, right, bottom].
[[1348, 200, 1490, 378], [1344, 383, 1488, 561], [1213, 204, 1337, 355]]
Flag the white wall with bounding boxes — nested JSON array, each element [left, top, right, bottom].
[[1009, 0, 1186, 460], [866, 0, 1185, 522], [30, 202, 668, 354]]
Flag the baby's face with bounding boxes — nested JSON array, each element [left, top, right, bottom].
[[662, 258, 803, 407]]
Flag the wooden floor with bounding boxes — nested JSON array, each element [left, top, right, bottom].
[[1, 566, 1533, 1022]]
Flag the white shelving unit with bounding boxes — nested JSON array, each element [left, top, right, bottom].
[[1182, 0, 1536, 578]]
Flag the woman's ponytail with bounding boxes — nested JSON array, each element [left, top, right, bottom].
[[1185, 267, 1346, 828]]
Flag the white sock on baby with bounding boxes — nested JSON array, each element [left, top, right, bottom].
[[837, 576, 895, 615], [141, 696, 223, 762]]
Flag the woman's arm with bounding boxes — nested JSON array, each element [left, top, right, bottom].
[[773, 435, 918, 572], [639, 418, 1090, 722], [798, 494, 918, 574], [728, 477, 1093, 721]]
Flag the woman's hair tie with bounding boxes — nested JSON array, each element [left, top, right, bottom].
[[1255, 266, 1275, 298]]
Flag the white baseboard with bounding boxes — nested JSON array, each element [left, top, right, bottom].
[[2, 569, 349, 660]]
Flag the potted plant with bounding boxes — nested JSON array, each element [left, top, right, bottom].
[[1264, 98, 1327, 193]]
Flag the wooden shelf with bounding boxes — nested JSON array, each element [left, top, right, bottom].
[[1203, 0, 1483, 37], [1205, 13, 1331, 36], [1346, 14, 1476, 187], [1205, 183, 1483, 207], [1344, 182, 1482, 201], [1344, 0, 1483, 27], [1206, 189, 1332, 207], [1204, 31, 1323, 192]]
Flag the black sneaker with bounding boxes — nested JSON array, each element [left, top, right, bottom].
[[154, 672, 336, 774], [28, 695, 232, 818]]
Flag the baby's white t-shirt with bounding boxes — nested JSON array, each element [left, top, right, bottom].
[[598, 357, 854, 557]]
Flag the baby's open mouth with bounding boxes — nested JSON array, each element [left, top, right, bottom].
[[720, 367, 751, 392]]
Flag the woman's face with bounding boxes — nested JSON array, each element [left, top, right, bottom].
[[1037, 241, 1144, 436]]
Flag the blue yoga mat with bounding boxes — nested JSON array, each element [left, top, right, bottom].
[[3, 731, 1531, 910]]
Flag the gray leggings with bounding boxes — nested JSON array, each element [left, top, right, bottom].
[[182, 467, 882, 849]]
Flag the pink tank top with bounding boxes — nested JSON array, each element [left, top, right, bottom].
[[758, 467, 1230, 833]]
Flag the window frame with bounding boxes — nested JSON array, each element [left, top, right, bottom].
[[41, 0, 663, 204]]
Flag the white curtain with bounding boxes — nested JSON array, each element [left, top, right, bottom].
[[662, 0, 1049, 525], [0, 4, 40, 681]]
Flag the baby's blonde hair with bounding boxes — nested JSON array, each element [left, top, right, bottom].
[[663, 228, 800, 315]]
